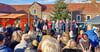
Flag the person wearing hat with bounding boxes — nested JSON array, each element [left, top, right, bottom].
[[0, 34, 12, 52]]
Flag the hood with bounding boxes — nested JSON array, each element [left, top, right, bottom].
[[0, 46, 6, 50]]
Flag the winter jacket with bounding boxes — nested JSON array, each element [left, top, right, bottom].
[[0, 46, 12, 52], [59, 23, 64, 30], [85, 30, 99, 47], [14, 40, 28, 52], [52, 23, 55, 30]]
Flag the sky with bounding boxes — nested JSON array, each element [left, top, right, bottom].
[[0, 0, 98, 5]]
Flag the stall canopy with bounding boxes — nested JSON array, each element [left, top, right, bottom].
[[85, 16, 100, 25], [0, 14, 25, 18]]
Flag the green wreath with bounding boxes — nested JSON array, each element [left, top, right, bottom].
[[0, 19, 10, 22]]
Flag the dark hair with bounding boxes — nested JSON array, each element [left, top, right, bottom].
[[0, 34, 4, 44], [82, 34, 88, 39], [46, 29, 55, 36]]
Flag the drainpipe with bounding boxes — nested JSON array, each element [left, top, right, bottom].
[[71, 11, 73, 30]]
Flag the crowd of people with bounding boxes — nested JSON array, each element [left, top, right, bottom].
[[0, 19, 100, 52]]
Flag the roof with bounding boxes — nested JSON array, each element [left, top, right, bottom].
[[0, 3, 30, 13], [68, 3, 100, 12], [42, 3, 100, 12], [42, 4, 54, 12], [85, 16, 100, 24], [1, 2, 100, 13], [11, 5, 30, 12]]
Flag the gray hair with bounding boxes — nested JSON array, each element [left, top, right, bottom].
[[41, 38, 60, 52]]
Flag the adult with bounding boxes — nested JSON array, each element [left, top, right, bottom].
[[63, 39, 82, 52], [37, 29, 55, 51], [43, 23, 47, 30], [6, 24, 13, 35], [65, 19, 70, 31], [47, 20, 52, 29], [36, 20, 41, 32], [77, 30, 84, 44], [14, 24, 21, 31], [79, 34, 92, 52], [0, 34, 12, 52], [55, 20, 59, 34], [52, 21, 55, 30], [60, 31, 70, 48], [10, 30, 23, 50], [24, 24, 30, 33], [59, 20, 64, 34], [85, 24, 99, 52], [14, 34, 31, 52], [0, 24, 4, 33], [40, 20, 44, 31], [25, 39, 38, 52], [41, 38, 60, 52], [70, 20, 78, 34]]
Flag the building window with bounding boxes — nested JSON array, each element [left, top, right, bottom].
[[76, 15, 81, 21], [34, 8, 37, 15], [43, 15, 47, 20], [86, 15, 91, 21], [97, 0, 100, 2]]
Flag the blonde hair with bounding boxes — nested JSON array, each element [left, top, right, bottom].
[[32, 40, 38, 46], [28, 30, 34, 36], [63, 39, 77, 49], [16, 24, 20, 27], [61, 31, 70, 44], [21, 34, 30, 41], [41, 38, 60, 52], [12, 30, 23, 42]]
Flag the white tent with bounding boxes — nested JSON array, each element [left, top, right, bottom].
[[85, 16, 100, 25]]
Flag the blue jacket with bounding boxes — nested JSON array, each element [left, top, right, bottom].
[[85, 30, 99, 47], [0, 46, 12, 52], [59, 23, 64, 30], [37, 22, 41, 29]]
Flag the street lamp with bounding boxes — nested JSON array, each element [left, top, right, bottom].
[[70, 0, 73, 30], [28, 11, 30, 27]]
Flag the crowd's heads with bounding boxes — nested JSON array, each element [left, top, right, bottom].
[[41, 38, 60, 52], [52, 21, 55, 23], [46, 29, 55, 36], [63, 39, 77, 49], [80, 30, 84, 35], [61, 31, 70, 44], [82, 34, 88, 40], [60, 20, 63, 23], [42, 30, 47, 35], [12, 30, 23, 42], [16, 24, 20, 27], [0, 34, 5, 45], [32, 40, 38, 47], [63, 31, 69, 37], [73, 20, 76, 22], [28, 30, 34, 36], [87, 24, 93, 30], [66, 19, 69, 22], [21, 34, 30, 42]]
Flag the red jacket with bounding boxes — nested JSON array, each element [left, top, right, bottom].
[[47, 22, 52, 29]]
